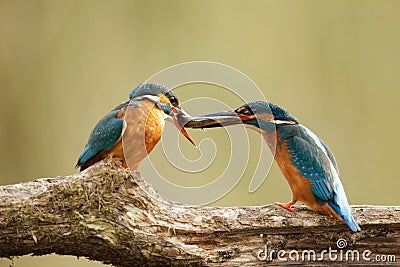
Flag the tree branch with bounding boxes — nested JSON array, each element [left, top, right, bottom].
[[0, 160, 399, 266]]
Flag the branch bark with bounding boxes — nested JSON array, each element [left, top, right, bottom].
[[0, 160, 399, 266]]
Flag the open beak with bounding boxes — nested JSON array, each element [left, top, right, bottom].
[[177, 110, 250, 129], [171, 107, 197, 147]]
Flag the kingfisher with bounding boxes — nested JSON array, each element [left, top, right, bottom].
[[76, 83, 196, 171], [182, 101, 361, 231]]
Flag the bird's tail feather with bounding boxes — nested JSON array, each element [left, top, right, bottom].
[[328, 201, 361, 232]]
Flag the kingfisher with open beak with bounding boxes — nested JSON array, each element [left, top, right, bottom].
[[76, 83, 196, 171], [183, 101, 360, 231]]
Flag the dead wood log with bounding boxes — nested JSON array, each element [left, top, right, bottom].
[[0, 160, 399, 266]]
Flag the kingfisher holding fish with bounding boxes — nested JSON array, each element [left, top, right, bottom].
[[182, 101, 360, 232]]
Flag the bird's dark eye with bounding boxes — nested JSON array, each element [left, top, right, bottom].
[[169, 96, 179, 107]]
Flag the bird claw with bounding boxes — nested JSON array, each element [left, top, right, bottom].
[[275, 201, 296, 212]]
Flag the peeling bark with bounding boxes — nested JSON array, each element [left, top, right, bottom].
[[0, 160, 399, 266]]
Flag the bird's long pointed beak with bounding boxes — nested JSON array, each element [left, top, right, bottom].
[[178, 110, 250, 129], [171, 107, 197, 147]]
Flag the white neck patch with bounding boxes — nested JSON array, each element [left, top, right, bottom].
[[273, 120, 297, 125], [134, 94, 161, 103]]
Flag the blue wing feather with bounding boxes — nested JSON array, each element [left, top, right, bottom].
[[287, 135, 334, 202], [77, 110, 125, 167], [319, 139, 339, 174], [285, 125, 360, 231]]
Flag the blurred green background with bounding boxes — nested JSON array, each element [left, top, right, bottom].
[[1, 0, 399, 266]]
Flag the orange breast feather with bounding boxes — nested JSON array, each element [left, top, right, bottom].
[[121, 101, 165, 170]]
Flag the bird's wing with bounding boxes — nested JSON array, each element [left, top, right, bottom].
[[286, 126, 360, 231], [286, 134, 335, 203], [318, 138, 339, 174], [76, 109, 125, 167]]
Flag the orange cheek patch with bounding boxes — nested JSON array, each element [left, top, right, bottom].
[[157, 94, 176, 112], [158, 94, 171, 105]]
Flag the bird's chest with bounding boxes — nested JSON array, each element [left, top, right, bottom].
[[124, 105, 165, 150], [121, 103, 165, 169], [262, 131, 314, 203], [143, 108, 165, 150]]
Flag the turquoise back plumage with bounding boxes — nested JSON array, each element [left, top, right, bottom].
[[76, 109, 125, 168]]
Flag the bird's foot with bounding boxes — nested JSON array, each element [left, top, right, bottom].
[[274, 200, 296, 212]]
